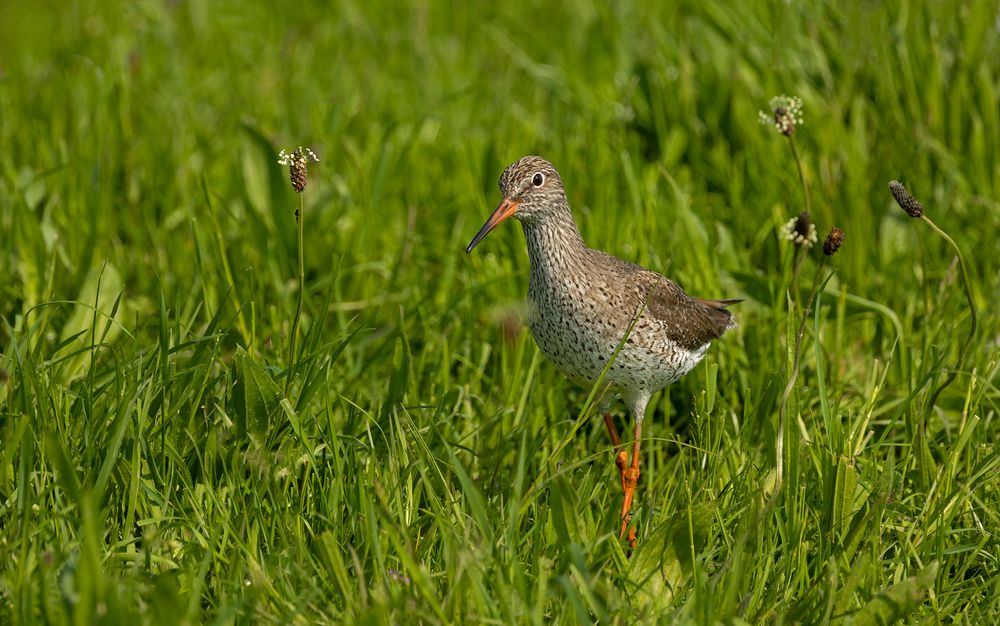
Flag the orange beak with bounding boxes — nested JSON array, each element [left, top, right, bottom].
[[466, 198, 520, 253]]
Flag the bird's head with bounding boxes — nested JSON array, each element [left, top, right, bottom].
[[466, 155, 566, 253]]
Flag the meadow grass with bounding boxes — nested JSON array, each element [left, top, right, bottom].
[[2, 0, 999, 623]]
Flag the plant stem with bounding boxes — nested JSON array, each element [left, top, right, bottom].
[[920, 214, 977, 418], [788, 136, 811, 216], [286, 193, 305, 396], [790, 246, 807, 308]]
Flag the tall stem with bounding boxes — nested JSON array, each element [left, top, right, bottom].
[[920, 214, 977, 418], [286, 193, 305, 396], [789, 246, 807, 308], [788, 136, 811, 216]]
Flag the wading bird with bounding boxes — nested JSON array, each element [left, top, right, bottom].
[[466, 156, 739, 546]]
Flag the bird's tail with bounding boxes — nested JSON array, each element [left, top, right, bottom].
[[697, 298, 742, 330]]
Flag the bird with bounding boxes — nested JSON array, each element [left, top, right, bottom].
[[466, 155, 739, 547]]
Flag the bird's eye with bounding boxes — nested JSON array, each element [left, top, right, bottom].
[[532, 172, 545, 186]]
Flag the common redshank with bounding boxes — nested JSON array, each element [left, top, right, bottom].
[[466, 155, 738, 546]]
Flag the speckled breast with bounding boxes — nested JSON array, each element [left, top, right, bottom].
[[527, 281, 706, 394]]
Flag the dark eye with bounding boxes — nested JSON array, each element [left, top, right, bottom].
[[532, 172, 545, 186]]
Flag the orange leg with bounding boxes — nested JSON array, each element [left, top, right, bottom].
[[618, 421, 641, 550], [604, 413, 640, 550]]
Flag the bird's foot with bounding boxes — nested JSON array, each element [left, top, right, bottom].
[[619, 464, 640, 548]]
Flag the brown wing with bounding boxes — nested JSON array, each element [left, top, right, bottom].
[[582, 249, 739, 350], [645, 279, 739, 351]]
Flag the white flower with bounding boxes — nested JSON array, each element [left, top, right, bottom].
[[780, 214, 818, 248], [278, 146, 319, 166], [759, 95, 804, 136]]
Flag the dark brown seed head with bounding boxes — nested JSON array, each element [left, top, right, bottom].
[[889, 180, 923, 218], [290, 162, 307, 192], [823, 227, 845, 256], [278, 147, 319, 194], [774, 107, 795, 136]]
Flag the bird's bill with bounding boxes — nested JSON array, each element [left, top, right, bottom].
[[465, 198, 519, 253]]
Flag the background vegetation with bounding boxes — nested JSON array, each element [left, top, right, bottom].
[[2, 0, 998, 622]]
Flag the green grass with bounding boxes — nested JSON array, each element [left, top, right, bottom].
[[2, 0, 999, 623]]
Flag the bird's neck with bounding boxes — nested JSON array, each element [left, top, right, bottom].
[[522, 207, 588, 279]]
